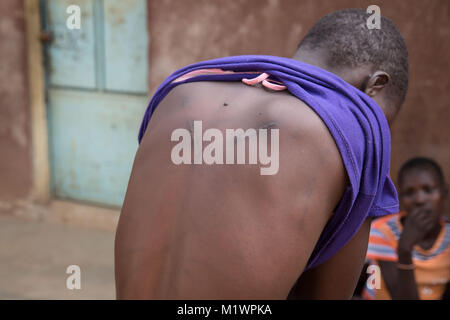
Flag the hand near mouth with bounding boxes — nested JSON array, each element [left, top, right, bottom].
[[399, 206, 436, 251]]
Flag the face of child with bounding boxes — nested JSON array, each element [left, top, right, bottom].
[[399, 168, 445, 224]]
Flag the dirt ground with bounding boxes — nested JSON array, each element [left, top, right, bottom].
[[0, 214, 116, 299]]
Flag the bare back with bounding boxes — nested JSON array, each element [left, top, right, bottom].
[[114, 80, 347, 299]]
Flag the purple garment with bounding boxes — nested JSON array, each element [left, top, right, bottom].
[[138, 55, 399, 270]]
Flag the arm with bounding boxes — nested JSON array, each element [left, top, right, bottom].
[[352, 262, 370, 299], [287, 218, 372, 300], [394, 241, 420, 299], [441, 282, 450, 300], [375, 208, 435, 300], [377, 258, 419, 300]]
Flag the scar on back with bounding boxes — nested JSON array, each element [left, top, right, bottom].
[[259, 121, 278, 130]]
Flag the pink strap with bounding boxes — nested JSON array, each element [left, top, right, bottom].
[[262, 79, 287, 91], [173, 69, 287, 91], [242, 72, 270, 85], [242, 72, 287, 91], [173, 68, 235, 83]]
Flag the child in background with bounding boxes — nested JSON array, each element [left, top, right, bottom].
[[364, 157, 450, 300]]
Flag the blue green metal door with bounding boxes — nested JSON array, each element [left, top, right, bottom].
[[43, 0, 149, 207]]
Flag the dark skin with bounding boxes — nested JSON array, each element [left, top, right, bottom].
[[377, 168, 449, 300], [114, 48, 401, 299], [442, 281, 450, 300]]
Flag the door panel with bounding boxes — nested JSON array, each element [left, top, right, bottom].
[[47, 88, 147, 206], [46, 0, 96, 89], [44, 0, 149, 207], [103, 0, 148, 93]]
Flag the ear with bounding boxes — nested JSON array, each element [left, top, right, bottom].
[[364, 71, 390, 97]]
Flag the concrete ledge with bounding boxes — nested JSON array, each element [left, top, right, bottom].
[[47, 200, 120, 232], [1, 198, 120, 233]]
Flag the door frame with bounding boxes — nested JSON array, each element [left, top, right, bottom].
[[24, 0, 120, 229], [24, 0, 50, 204]]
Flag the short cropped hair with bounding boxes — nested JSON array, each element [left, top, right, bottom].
[[398, 157, 445, 187], [298, 9, 409, 105]]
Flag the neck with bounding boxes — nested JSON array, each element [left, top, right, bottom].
[[292, 50, 330, 71]]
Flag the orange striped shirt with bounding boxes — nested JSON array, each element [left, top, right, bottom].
[[363, 212, 450, 300]]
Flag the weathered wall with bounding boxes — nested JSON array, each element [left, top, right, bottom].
[[0, 0, 32, 209], [0, 1, 448, 217], [148, 0, 450, 213]]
